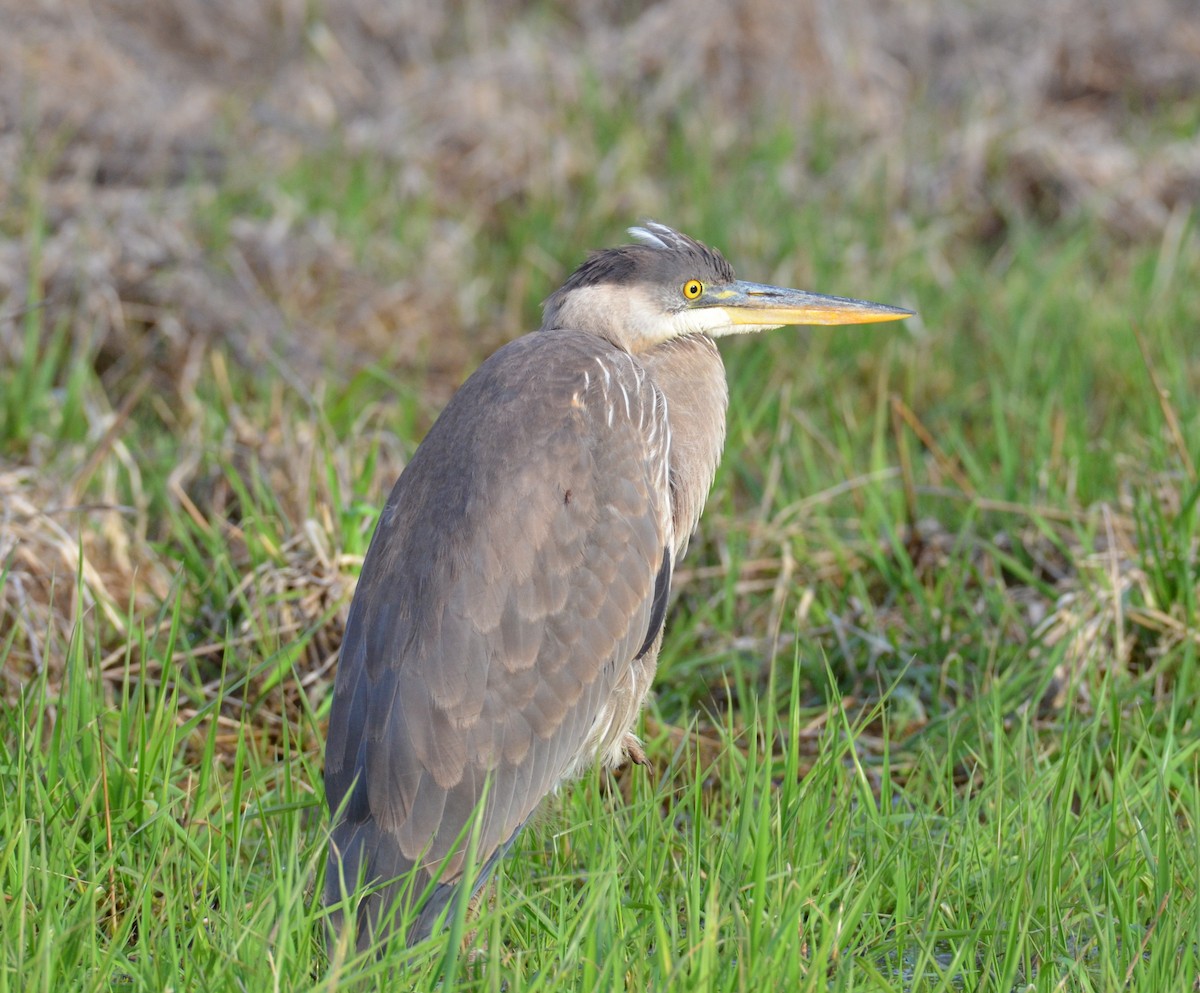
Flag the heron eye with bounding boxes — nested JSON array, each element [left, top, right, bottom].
[[682, 279, 704, 300]]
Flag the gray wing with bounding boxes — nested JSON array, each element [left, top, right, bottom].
[[324, 329, 672, 948]]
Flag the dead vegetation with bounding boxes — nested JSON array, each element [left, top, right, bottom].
[[1, 0, 1198, 729]]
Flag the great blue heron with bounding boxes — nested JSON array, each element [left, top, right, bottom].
[[324, 222, 912, 950]]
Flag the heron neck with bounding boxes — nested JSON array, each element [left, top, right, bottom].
[[638, 334, 728, 555]]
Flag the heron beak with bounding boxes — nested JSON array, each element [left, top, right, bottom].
[[713, 280, 914, 327]]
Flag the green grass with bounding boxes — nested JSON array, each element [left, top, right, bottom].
[[3, 104, 1200, 991], [5, 635, 1198, 990]]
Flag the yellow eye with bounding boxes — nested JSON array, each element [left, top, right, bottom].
[[682, 279, 704, 300]]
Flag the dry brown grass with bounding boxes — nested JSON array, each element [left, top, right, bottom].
[[1, 0, 1198, 708], [0, 462, 167, 689]]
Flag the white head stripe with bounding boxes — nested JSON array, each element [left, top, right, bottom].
[[627, 221, 677, 250]]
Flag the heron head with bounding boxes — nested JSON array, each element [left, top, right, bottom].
[[539, 221, 913, 351]]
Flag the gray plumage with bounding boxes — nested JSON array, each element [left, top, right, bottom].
[[323, 222, 911, 951]]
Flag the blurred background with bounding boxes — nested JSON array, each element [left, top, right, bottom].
[[1, 0, 1198, 743]]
